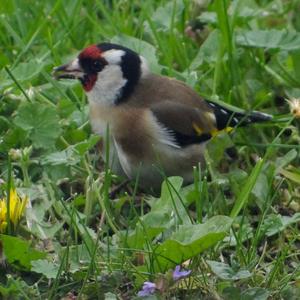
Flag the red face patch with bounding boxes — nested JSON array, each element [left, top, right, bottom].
[[82, 73, 98, 92], [79, 44, 102, 60], [78, 45, 102, 92]]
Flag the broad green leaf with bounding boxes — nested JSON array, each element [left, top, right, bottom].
[[190, 30, 220, 69], [125, 211, 172, 249], [104, 292, 118, 300], [207, 260, 252, 280], [223, 286, 269, 300], [285, 87, 300, 99], [290, 50, 300, 81], [30, 220, 63, 239], [0, 277, 36, 298], [0, 127, 27, 152], [144, 0, 184, 32], [0, 279, 19, 297], [67, 244, 95, 273], [153, 216, 232, 270], [0, 235, 46, 270], [31, 259, 59, 279], [69, 106, 89, 127], [222, 287, 241, 299], [197, 12, 217, 25], [0, 116, 10, 132], [0, 61, 46, 88], [241, 288, 269, 300], [124, 177, 190, 248], [151, 176, 192, 224], [74, 135, 100, 155], [236, 30, 300, 51], [45, 164, 72, 182], [206, 131, 234, 168], [14, 102, 61, 149], [235, 6, 262, 19], [261, 214, 283, 237], [11, 61, 46, 81], [155, 176, 193, 223], [153, 176, 184, 210], [252, 173, 268, 202], [275, 149, 297, 173], [64, 128, 87, 144], [42, 147, 80, 166], [251, 162, 276, 210], [282, 213, 300, 227], [225, 217, 253, 246], [57, 98, 77, 118], [261, 213, 300, 237], [280, 285, 300, 299]]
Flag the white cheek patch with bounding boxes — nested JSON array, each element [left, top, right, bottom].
[[102, 50, 125, 64], [139, 56, 150, 78], [86, 64, 127, 105]]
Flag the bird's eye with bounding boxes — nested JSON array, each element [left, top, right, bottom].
[[92, 60, 103, 72]]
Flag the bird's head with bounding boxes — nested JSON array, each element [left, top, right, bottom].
[[53, 43, 147, 104]]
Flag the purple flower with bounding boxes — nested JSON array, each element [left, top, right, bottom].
[[137, 281, 156, 297], [172, 265, 191, 281]]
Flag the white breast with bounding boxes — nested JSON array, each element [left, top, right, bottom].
[[88, 102, 126, 176]]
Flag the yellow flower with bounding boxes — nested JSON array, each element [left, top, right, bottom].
[[0, 189, 28, 233], [287, 98, 300, 118], [0, 200, 7, 232]]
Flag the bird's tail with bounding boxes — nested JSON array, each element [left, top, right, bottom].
[[206, 100, 273, 130]]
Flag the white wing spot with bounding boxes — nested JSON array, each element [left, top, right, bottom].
[[258, 112, 272, 118], [151, 114, 181, 149], [205, 112, 216, 123], [157, 123, 181, 149]]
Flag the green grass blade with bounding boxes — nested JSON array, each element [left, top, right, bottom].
[[230, 158, 264, 218]]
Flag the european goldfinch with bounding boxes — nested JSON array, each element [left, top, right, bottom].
[[53, 43, 272, 189]]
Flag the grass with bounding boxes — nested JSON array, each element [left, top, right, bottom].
[[0, 0, 300, 299]]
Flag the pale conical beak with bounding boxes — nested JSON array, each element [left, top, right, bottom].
[[52, 58, 84, 80]]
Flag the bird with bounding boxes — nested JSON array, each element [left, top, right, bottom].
[[53, 43, 272, 190]]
